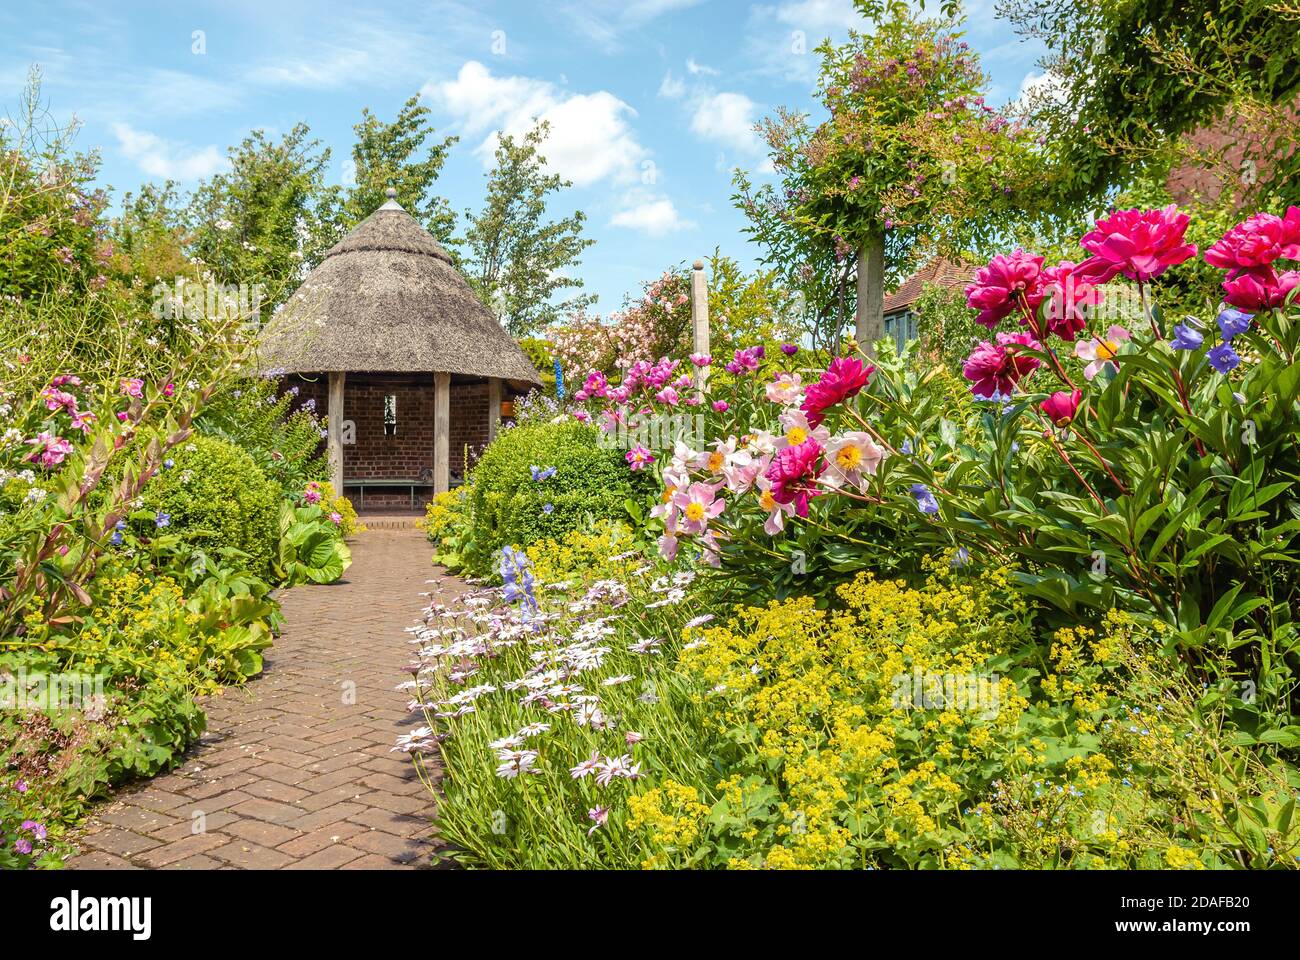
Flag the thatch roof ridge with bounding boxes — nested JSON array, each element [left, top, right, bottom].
[[258, 199, 541, 384]]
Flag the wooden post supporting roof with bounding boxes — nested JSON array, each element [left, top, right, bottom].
[[434, 372, 450, 495], [327, 371, 345, 495], [487, 376, 502, 444], [691, 260, 710, 393]]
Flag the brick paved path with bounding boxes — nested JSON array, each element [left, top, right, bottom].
[[68, 524, 456, 870]]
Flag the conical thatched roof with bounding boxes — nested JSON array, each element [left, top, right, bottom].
[[259, 193, 541, 384]]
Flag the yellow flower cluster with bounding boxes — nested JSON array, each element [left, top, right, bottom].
[[678, 564, 1032, 868], [627, 780, 711, 868]]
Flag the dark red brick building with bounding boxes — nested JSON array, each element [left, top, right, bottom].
[[259, 189, 540, 511]]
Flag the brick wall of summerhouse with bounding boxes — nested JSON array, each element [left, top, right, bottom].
[[285, 374, 490, 509]]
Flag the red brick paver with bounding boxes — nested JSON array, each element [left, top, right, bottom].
[[68, 525, 455, 870]]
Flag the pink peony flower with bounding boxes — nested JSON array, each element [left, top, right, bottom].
[[965, 249, 1046, 328], [672, 481, 726, 535], [1221, 266, 1300, 311], [711, 400, 729, 413], [119, 378, 144, 399], [69, 409, 96, 433], [1074, 325, 1131, 380], [1040, 389, 1082, 427], [961, 332, 1043, 398], [800, 356, 874, 427], [1204, 207, 1300, 276], [1079, 205, 1197, 282], [329, 511, 342, 524], [755, 475, 796, 534], [763, 439, 825, 518], [1041, 260, 1108, 341], [765, 372, 803, 405], [822, 432, 885, 490]]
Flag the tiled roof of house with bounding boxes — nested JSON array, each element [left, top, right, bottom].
[[882, 258, 975, 315]]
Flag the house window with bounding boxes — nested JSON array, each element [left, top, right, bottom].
[[383, 393, 397, 436], [885, 310, 919, 346]]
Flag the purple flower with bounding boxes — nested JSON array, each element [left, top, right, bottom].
[[1207, 342, 1240, 374], [1216, 308, 1252, 340], [909, 483, 939, 515], [20, 819, 46, 840], [542, 503, 554, 515], [1170, 323, 1203, 351], [14, 838, 32, 855], [780, 343, 799, 356], [155, 512, 170, 528], [530, 465, 556, 482]]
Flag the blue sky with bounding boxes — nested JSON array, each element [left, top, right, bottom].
[[1, 0, 1047, 312]]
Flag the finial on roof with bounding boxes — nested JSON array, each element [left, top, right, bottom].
[[385, 186, 397, 199], [379, 185, 404, 212]]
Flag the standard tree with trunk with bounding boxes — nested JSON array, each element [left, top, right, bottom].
[[737, 5, 1044, 351]]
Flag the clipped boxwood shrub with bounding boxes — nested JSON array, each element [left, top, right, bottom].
[[141, 434, 282, 578], [465, 420, 654, 575]]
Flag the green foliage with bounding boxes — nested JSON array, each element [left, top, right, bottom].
[[276, 501, 352, 585], [913, 280, 991, 373], [335, 93, 459, 246], [185, 123, 339, 306], [462, 420, 655, 576], [458, 121, 595, 336], [0, 71, 109, 305], [197, 376, 327, 490], [140, 435, 282, 580], [736, 9, 1044, 346], [1004, 0, 1300, 217]]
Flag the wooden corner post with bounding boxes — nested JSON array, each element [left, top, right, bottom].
[[434, 372, 451, 495], [327, 371, 346, 496], [487, 376, 502, 444]]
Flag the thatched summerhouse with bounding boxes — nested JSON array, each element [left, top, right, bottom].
[[259, 188, 541, 509]]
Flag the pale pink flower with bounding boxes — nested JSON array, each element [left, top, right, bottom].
[[1074, 325, 1131, 380]]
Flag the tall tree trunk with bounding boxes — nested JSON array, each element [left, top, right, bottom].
[[855, 233, 885, 352]]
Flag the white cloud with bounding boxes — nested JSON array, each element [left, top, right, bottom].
[[610, 193, 694, 236], [559, 0, 707, 51], [689, 91, 764, 157], [423, 61, 648, 187], [686, 57, 718, 76], [771, 0, 866, 32], [1014, 70, 1066, 111], [659, 71, 686, 99], [111, 123, 226, 181]]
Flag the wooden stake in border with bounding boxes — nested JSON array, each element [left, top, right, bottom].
[[691, 259, 710, 394]]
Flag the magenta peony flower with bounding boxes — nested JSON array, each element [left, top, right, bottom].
[[1041, 260, 1108, 341], [1221, 266, 1300, 311], [1079, 205, 1197, 282], [711, 400, 729, 413], [961, 332, 1042, 399], [800, 356, 874, 427], [763, 439, 825, 518], [1204, 207, 1300, 277], [1040, 389, 1082, 427], [965, 249, 1046, 329]]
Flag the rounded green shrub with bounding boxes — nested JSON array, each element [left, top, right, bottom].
[[141, 434, 282, 578], [465, 420, 654, 574]]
